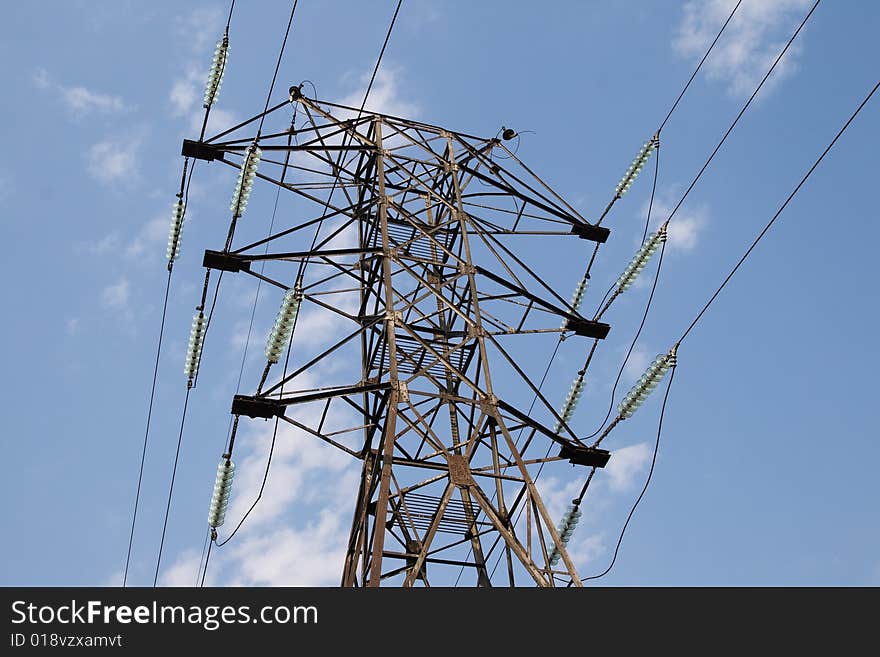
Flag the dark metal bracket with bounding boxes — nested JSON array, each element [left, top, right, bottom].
[[203, 249, 251, 273], [559, 443, 611, 468], [182, 139, 221, 162], [231, 395, 285, 419]]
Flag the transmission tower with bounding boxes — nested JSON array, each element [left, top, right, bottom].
[[185, 87, 616, 587]]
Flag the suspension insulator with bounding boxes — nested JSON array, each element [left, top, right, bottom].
[[615, 135, 658, 197], [229, 144, 261, 217], [616, 221, 668, 293], [265, 285, 302, 364], [166, 198, 185, 264], [184, 311, 208, 380], [203, 36, 229, 108], [548, 502, 582, 566], [618, 345, 677, 419], [569, 276, 589, 312], [553, 372, 586, 433], [561, 276, 589, 330], [207, 458, 235, 528]]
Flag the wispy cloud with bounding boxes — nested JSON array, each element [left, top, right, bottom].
[[86, 137, 141, 184], [647, 193, 708, 253], [170, 67, 202, 117], [126, 215, 168, 259], [605, 442, 653, 492], [91, 233, 122, 256], [224, 511, 351, 586], [623, 344, 651, 380], [162, 367, 361, 586], [158, 547, 204, 587], [33, 67, 129, 116], [189, 107, 236, 138], [100, 277, 130, 310], [674, 0, 812, 97], [173, 7, 223, 51], [168, 7, 234, 136], [341, 67, 419, 118]]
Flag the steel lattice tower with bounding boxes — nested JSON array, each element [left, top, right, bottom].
[[187, 87, 614, 587]]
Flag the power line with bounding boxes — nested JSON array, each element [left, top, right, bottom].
[[296, 0, 403, 281], [584, 240, 667, 441], [357, 0, 403, 116], [208, 1, 405, 559], [153, 386, 193, 586], [660, 0, 821, 230], [563, 0, 821, 459], [225, 0, 235, 32], [641, 142, 660, 243], [217, 111, 296, 463], [483, 228, 668, 583], [202, 1, 404, 577], [577, 363, 677, 583], [215, 288, 298, 550], [122, 269, 171, 587], [122, 157, 196, 587], [678, 77, 880, 345], [569, 67, 878, 590], [194, 528, 210, 586], [199, 538, 214, 587], [658, 0, 742, 133], [498, 0, 748, 464], [257, 0, 298, 137], [594, 0, 743, 226]]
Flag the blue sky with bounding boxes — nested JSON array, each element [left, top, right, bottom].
[[1, 0, 878, 586]]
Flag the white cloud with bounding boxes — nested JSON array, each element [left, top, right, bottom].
[[87, 138, 141, 184], [566, 532, 607, 566], [162, 367, 362, 586], [187, 106, 237, 140], [174, 7, 223, 51], [101, 278, 130, 309], [159, 547, 204, 587], [341, 67, 418, 119], [33, 67, 128, 116], [623, 344, 651, 380], [605, 442, 653, 492], [222, 409, 353, 534], [170, 67, 201, 117], [648, 194, 708, 253], [223, 511, 350, 586], [66, 318, 80, 336], [169, 8, 234, 134], [63, 86, 127, 114], [667, 212, 705, 251], [674, 0, 812, 97], [91, 233, 122, 255], [126, 215, 168, 258]]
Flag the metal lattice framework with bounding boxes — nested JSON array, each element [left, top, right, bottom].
[[190, 88, 617, 587]]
